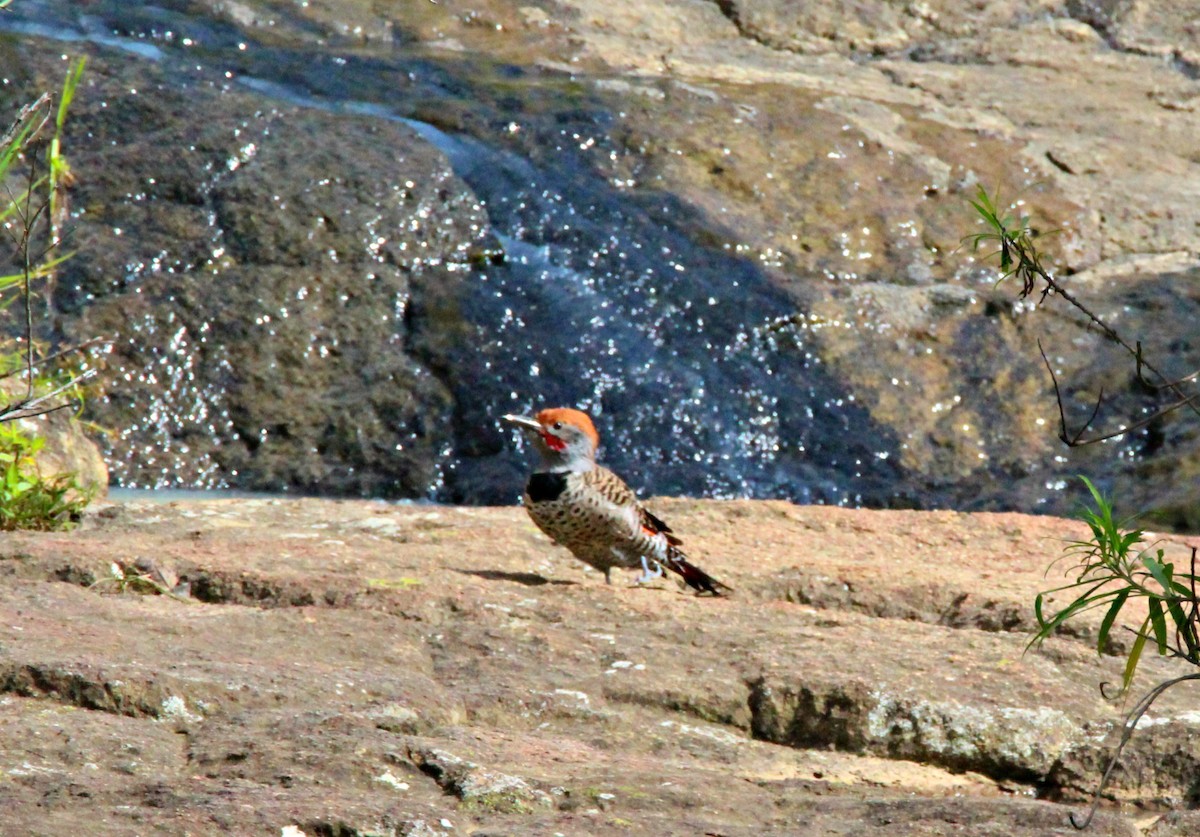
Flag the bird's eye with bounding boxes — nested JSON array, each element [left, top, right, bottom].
[[552, 421, 563, 430]]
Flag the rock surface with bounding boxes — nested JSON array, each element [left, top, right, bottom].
[[1, 497, 1199, 834], [3, 48, 478, 497], [0, 378, 108, 497], [0, 1, 1197, 518]]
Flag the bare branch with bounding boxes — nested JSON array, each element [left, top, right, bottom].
[[1070, 672, 1200, 829], [0, 93, 51, 153], [1148, 366, 1200, 391], [0, 367, 95, 422], [974, 199, 1200, 437], [0, 336, 110, 382], [1028, 265, 1200, 424], [1040, 329, 1200, 446], [1039, 340, 1072, 444], [1065, 393, 1200, 447]]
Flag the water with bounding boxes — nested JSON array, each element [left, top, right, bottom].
[[1, 1, 919, 507], [106, 487, 283, 504]]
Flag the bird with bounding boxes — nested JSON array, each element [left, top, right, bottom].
[[502, 407, 729, 595]]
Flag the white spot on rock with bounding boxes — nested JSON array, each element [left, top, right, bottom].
[[159, 695, 202, 724], [374, 770, 410, 791]]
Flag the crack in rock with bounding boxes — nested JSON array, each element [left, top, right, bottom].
[[406, 745, 554, 813], [0, 662, 210, 721]]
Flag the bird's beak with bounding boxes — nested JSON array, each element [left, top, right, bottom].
[[502, 414, 543, 435]]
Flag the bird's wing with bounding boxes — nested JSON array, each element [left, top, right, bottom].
[[640, 506, 683, 546], [581, 467, 684, 546], [579, 465, 640, 508]]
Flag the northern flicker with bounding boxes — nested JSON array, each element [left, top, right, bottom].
[[502, 408, 729, 595]]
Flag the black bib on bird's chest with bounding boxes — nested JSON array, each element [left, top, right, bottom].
[[527, 472, 568, 502]]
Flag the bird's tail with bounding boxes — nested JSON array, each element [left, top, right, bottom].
[[664, 544, 731, 596]]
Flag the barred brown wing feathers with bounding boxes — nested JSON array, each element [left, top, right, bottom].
[[581, 466, 640, 508]]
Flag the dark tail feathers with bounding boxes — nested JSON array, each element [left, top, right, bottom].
[[664, 545, 731, 596]]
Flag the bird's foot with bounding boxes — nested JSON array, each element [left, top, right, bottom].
[[632, 556, 665, 585]]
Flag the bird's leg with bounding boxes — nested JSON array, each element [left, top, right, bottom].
[[635, 555, 664, 585], [604, 566, 613, 585]]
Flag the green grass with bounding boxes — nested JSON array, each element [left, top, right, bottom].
[[0, 423, 91, 530]]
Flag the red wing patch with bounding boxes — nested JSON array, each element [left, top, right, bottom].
[[640, 508, 683, 545]]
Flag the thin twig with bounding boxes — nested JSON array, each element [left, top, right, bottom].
[[1064, 392, 1198, 447], [1149, 366, 1200, 391], [0, 93, 50, 155], [0, 368, 95, 422], [979, 205, 1200, 445], [0, 336, 109, 382], [1018, 245, 1200, 427], [1039, 340, 1071, 444], [1070, 672, 1200, 829], [20, 153, 37, 402]]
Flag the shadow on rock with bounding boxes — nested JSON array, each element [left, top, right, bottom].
[[454, 568, 577, 587]]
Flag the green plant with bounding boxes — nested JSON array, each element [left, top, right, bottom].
[[0, 55, 99, 528], [0, 422, 91, 530], [1030, 478, 1200, 827], [89, 559, 193, 601], [965, 188, 1200, 828], [1031, 478, 1200, 690]]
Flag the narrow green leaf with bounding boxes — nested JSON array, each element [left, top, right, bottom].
[[1034, 592, 1047, 628], [56, 57, 86, 131], [1148, 597, 1169, 654], [1143, 554, 1173, 595], [1167, 578, 1195, 599], [1036, 590, 1117, 641], [1122, 622, 1150, 693], [1164, 595, 1191, 646], [1119, 529, 1144, 553], [1096, 588, 1129, 653], [974, 184, 997, 215], [0, 122, 35, 183], [1078, 475, 1103, 507]]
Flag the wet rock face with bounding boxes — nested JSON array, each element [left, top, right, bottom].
[[11, 50, 484, 496], [1, 0, 1198, 517]]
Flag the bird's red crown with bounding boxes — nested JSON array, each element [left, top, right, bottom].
[[535, 408, 600, 451]]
